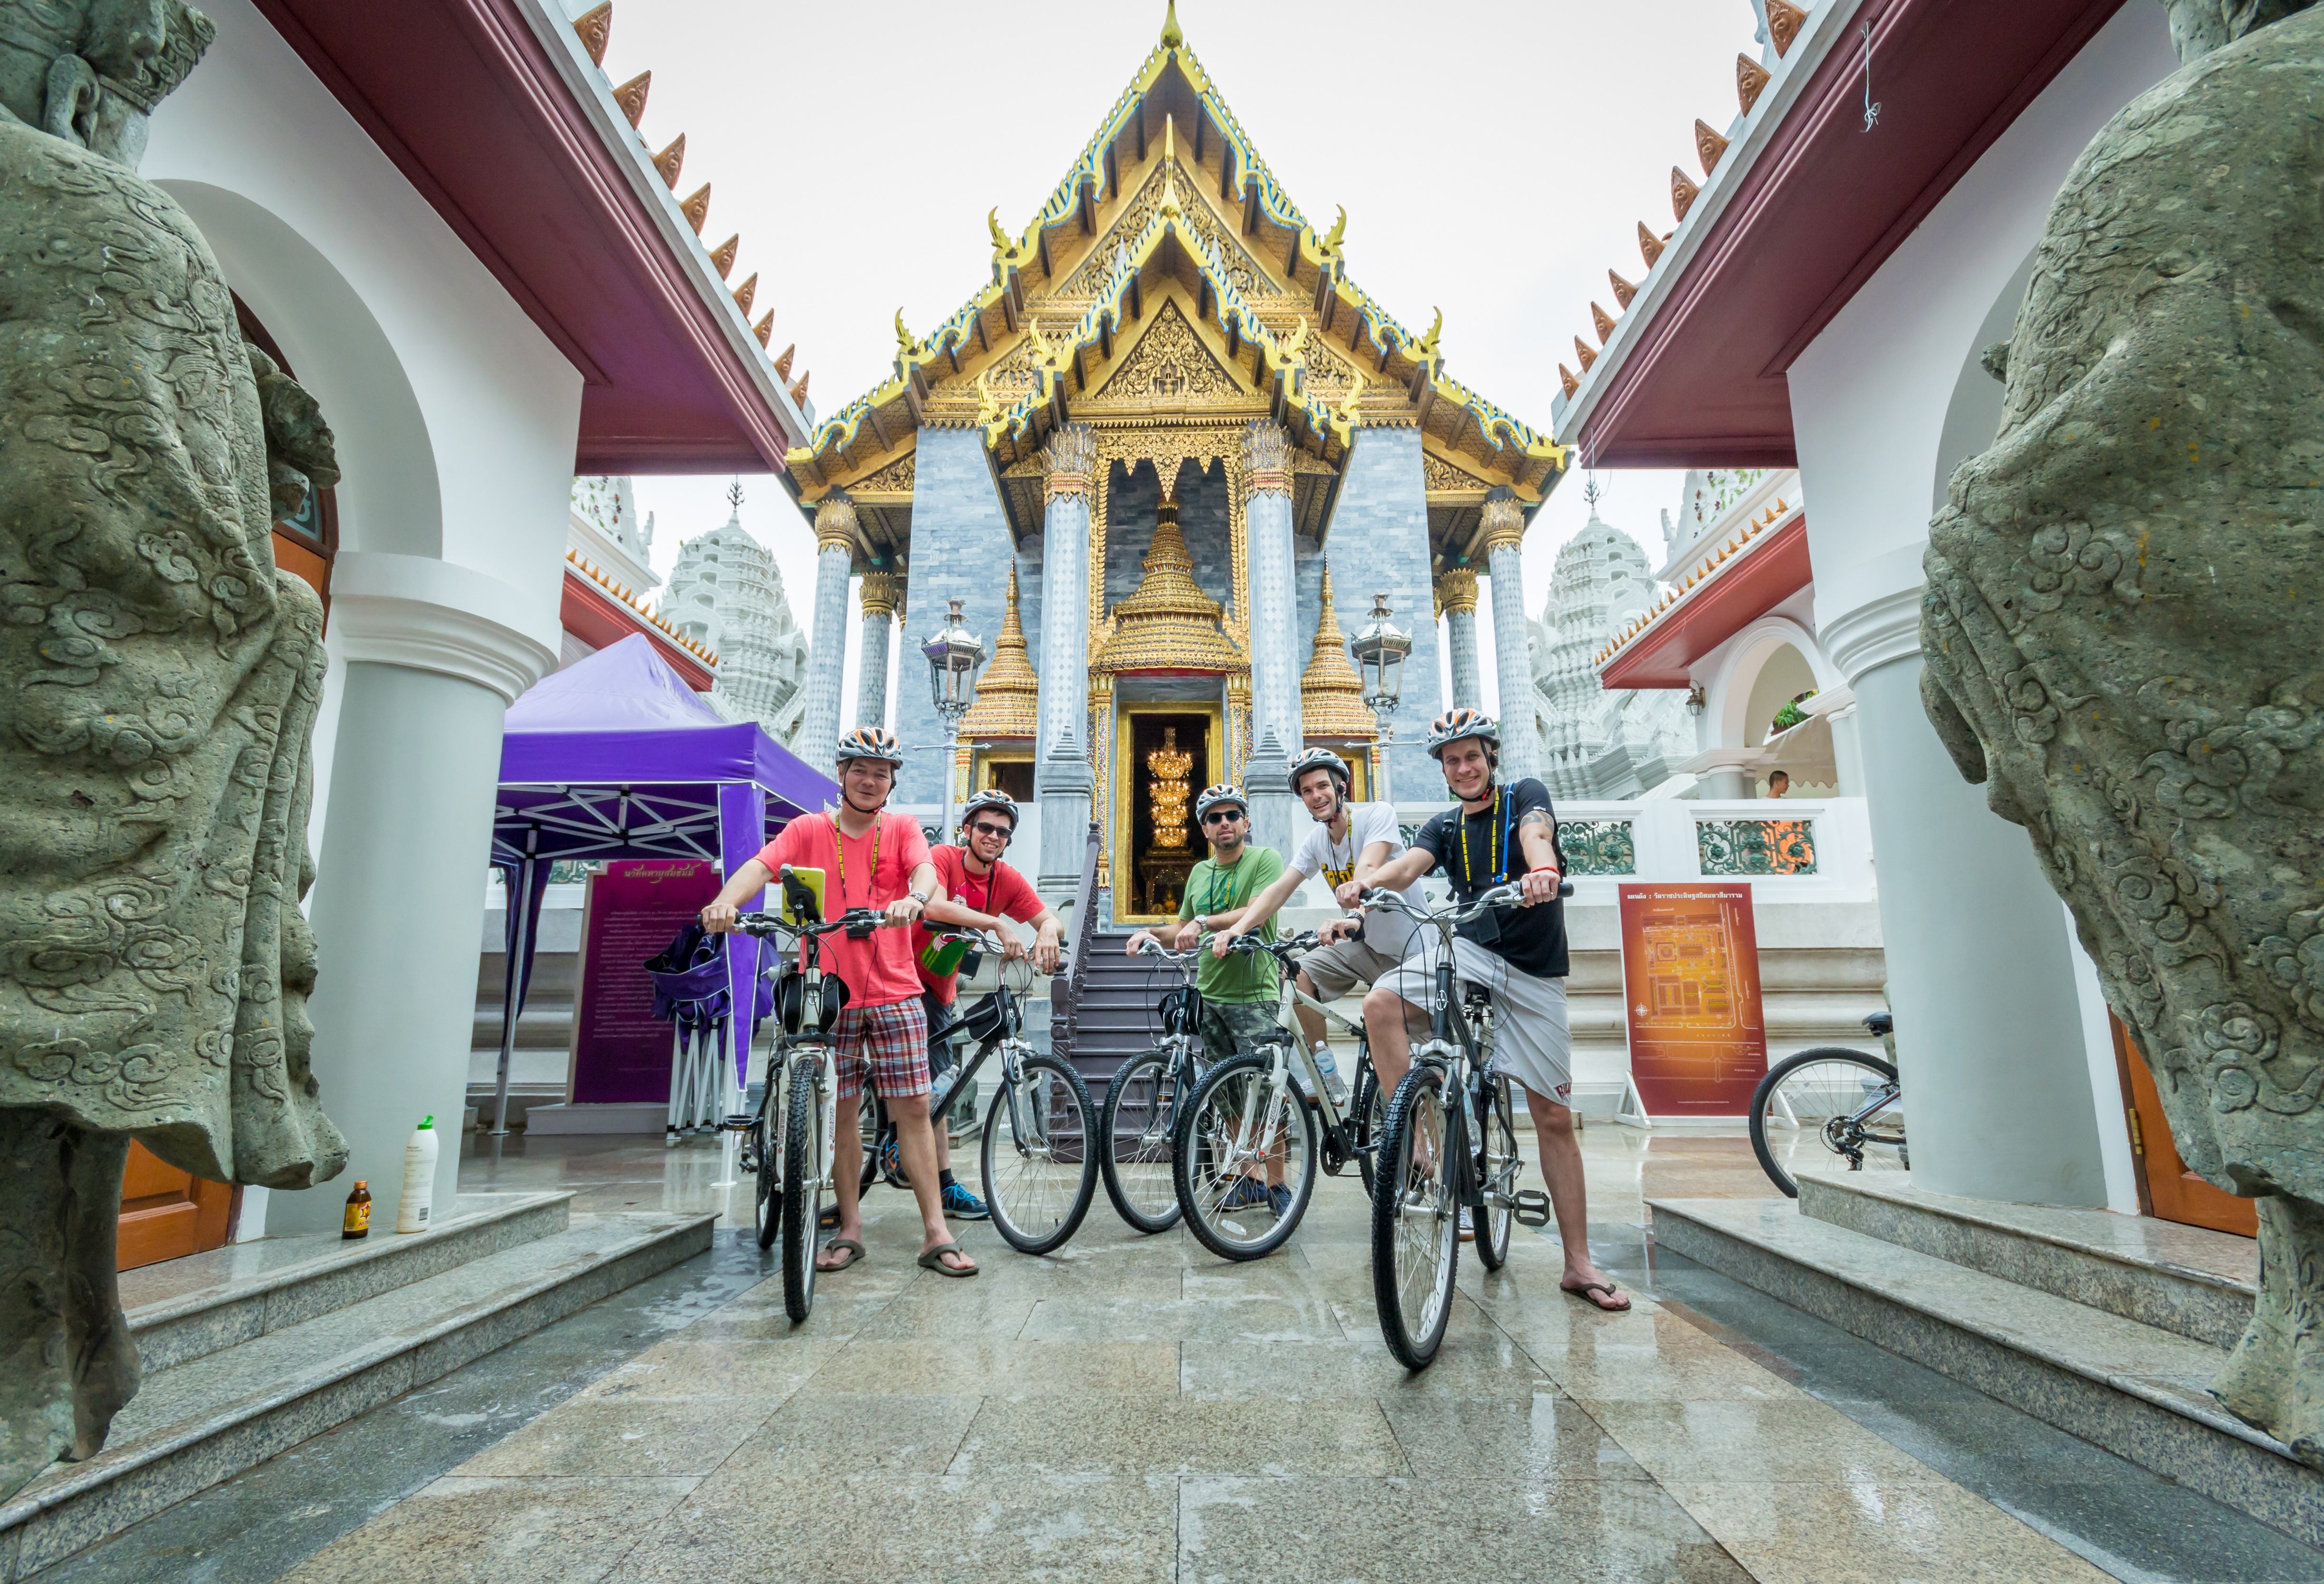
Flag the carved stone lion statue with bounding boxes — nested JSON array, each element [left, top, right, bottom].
[[0, 0, 345, 1499], [1922, 0, 2324, 1465]]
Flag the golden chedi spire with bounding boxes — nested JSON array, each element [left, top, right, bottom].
[[960, 566, 1039, 739], [1093, 500, 1244, 673], [1300, 563, 1377, 741]]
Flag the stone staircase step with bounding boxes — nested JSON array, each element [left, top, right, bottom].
[[0, 1210, 713, 1580], [1647, 1196, 2323, 1548], [1796, 1171, 2257, 1348], [120, 1192, 572, 1373]]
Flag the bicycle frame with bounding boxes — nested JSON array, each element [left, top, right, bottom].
[[925, 935, 1058, 1166]]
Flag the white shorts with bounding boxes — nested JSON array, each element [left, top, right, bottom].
[[1381, 933, 1573, 1106]]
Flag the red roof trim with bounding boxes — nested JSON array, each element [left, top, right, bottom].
[[1600, 517, 1813, 690], [560, 571, 715, 691]]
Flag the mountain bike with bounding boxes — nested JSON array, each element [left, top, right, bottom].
[[1364, 882, 1564, 1370], [861, 931, 1099, 1254], [1748, 1012, 1907, 1197], [1097, 940, 1212, 1232], [1171, 931, 1383, 1261]]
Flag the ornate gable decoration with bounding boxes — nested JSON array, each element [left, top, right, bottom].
[[1088, 299, 1247, 406]]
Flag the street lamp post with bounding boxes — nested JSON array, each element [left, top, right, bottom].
[[1350, 591, 1413, 806], [922, 597, 988, 845]]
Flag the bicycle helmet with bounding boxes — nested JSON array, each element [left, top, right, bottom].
[[1425, 707, 1500, 761], [1193, 783, 1249, 822], [835, 724, 906, 767], [1287, 747, 1351, 798], [959, 787, 1020, 831]]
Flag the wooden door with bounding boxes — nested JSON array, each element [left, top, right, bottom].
[[2114, 1015, 2257, 1238], [118, 1142, 236, 1271]]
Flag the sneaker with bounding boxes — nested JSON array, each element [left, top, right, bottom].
[[878, 1135, 910, 1189], [941, 1180, 989, 1220], [1219, 1177, 1269, 1213], [1457, 1208, 1475, 1242], [1267, 1183, 1294, 1219]]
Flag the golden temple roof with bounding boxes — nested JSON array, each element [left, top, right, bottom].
[[1092, 502, 1245, 675], [1299, 563, 1376, 742], [959, 565, 1039, 739]]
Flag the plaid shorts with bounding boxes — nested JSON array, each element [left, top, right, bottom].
[[833, 998, 931, 1100]]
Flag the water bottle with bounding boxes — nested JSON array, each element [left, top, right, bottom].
[[396, 1115, 439, 1233]]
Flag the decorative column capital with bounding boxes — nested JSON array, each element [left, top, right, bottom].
[[812, 494, 858, 553], [1479, 498, 1526, 557], [1241, 419, 1292, 498], [1042, 423, 1096, 500], [858, 569, 902, 620], [1435, 566, 1479, 617]]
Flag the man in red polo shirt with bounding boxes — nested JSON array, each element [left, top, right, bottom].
[[700, 727, 976, 1278], [914, 789, 1064, 1218]]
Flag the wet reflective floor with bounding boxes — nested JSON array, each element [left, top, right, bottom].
[[31, 1125, 2324, 1584]]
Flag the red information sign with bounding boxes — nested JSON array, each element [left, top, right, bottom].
[[1617, 884, 1768, 1116], [572, 859, 720, 1104]]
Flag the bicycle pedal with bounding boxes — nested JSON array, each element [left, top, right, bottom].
[[1511, 1190, 1552, 1228], [721, 1114, 755, 1133]]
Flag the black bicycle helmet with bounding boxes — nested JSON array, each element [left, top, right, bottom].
[[959, 787, 1020, 831], [1425, 707, 1500, 760]]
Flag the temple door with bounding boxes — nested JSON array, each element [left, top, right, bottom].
[[2114, 1014, 2257, 1238], [118, 1144, 236, 1271]]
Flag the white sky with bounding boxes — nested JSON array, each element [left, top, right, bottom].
[[615, 0, 1759, 720]]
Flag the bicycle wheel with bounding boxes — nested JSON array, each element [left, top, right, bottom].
[[1174, 1050, 1317, 1262], [1372, 1063, 1457, 1369], [1472, 1071, 1517, 1272], [780, 1056, 827, 1322], [1352, 1058, 1386, 1196], [1749, 1047, 1904, 1198], [751, 1088, 780, 1250], [1100, 1046, 1188, 1233], [982, 1052, 1100, 1256]]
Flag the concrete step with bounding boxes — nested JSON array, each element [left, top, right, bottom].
[[1, 1209, 713, 1580], [1796, 1171, 2258, 1349], [119, 1192, 572, 1373], [1648, 1195, 2324, 1548]]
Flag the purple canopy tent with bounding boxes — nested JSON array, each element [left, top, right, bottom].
[[487, 634, 837, 1133]]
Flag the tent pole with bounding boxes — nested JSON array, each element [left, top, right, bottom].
[[490, 834, 539, 1136]]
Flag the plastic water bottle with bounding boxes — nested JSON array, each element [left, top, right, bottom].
[[396, 1115, 439, 1233]]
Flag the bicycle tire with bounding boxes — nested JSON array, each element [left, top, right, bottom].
[[982, 1052, 1100, 1256], [1472, 1071, 1517, 1271], [1174, 1050, 1318, 1262], [1748, 1046, 1901, 1199], [1099, 1046, 1187, 1233], [1352, 1061, 1386, 1196], [751, 1096, 780, 1250], [1372, 1062, 1458, 1369], [780, 1056, 826, 1322]]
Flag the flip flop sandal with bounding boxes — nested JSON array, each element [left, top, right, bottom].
[[1561, 1279, 1631, 1312], [917, 1240, 978, 1278], [817, 1237, 865, 1272]]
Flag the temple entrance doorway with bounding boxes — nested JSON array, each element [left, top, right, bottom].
[[1116, 705, 1221, 922]]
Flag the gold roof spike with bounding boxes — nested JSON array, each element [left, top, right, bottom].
[[572, 2, 610, 65], [612, 70, 650, 127], [1736, 52, 1772, 114], [751, 311, 773, 348], [1766, 0, 1808, 57], [1558, 363, 1579, 399], [709, 234, 738, 277], [1574, 336, 1596, 373], [731, 272, 756, 316], [960, 566, 1040, 740], [653, 133, 684, 188], [1695, 119, 1730, 174], [680, 182, 710, 233], [1300, 563, 1377, 741], [1591, 301, 1617, 343], [1608, 269, 1637, 309], [1093, 501, 1244, 674], [1639, 221, 1665, 268], [773, 343, 795, 379], [1671, 167, 1701, 222], [1161, 0, 1183, 48]]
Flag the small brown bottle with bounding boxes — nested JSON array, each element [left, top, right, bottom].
[[342, 1179, 372, 1240]]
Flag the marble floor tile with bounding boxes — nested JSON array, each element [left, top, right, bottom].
[[813, 1338, 1179, 1396], [1175, 1475, 1751, 1584], [456, 1396, 785, 1478], [1577, 1397, 1951, 1487], [1019, 1293, 1344, 1343], [573, 1336, 847, 1402], [1658, 1477, 2116, 1584], [949, 1393, 1408, 1477], [1179, 1334, 1551, 1401], [682, 1294, 899, 1342], [275, 1475, 694, 1584], [841, 1286, 1042, 1341], [1378, 1392, 1655, 1482], [707, 1390, 982, 1478]]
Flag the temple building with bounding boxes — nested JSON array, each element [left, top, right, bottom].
[[778, 9, 1565, 916], [661, 486, 812, 745]]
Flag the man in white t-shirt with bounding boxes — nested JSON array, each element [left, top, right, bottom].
[[1212, 748, 1428, 1101]]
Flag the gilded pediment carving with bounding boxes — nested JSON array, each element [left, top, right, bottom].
[[1088, 299, 1247, 404]]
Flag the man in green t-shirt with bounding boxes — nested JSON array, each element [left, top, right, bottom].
[[1123, 782, 1284, 1061]]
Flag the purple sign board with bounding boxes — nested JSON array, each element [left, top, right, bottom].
[[572, 859, 720, 1104]]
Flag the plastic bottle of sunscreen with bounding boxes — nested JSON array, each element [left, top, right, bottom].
[[396, 1116, 439, 1233]]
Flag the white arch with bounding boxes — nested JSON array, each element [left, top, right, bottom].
[[156, 180, 443, 560], [1705, 613, 1839, 751]]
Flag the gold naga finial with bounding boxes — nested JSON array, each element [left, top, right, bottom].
[[1161, 0, 1183, 48], [974, 368, 1003, 426], [893, 308, 915, 356], [1282, 317, 1310, 362], [1027, 317, 1060, 367], [987, 207, 1009, 253], [1322, 205, 1347, 254], [1416, 306, 1443, 359], [1334, 364, 1366, 428]]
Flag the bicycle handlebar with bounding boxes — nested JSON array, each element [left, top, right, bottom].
[[1360, 879, 1570, 932]]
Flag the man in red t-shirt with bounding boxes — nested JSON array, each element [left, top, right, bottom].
[[701, 728, 976, 1277], [912, 789, 1063, 1218]]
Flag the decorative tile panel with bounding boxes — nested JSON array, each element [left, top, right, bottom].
[[1559, 819, 1637, 877]]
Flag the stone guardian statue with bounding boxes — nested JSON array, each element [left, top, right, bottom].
[[1921, 0, 2324, 1465], [0, 0, 346, 1499]]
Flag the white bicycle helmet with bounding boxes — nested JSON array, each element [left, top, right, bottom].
[[1193, 783, 1249, 822], [1287, 747, 1352, 797], [835, 725, 906, 767], [1425, 707, 1500, 761]]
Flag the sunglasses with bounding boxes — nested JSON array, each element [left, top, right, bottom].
[[965, 821, 1014, 841], [1201, 808, 1246, 825]]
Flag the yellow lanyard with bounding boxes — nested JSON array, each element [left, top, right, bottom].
[[1457, 787, 1502, 890], [831, 814, 882, 908]]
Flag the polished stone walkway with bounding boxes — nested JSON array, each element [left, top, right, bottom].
[[32, 1127, 2324, 1584]]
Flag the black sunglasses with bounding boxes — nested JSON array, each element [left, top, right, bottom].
[[1201, 807, 1246, 825], [965, 821, 1014, 841]]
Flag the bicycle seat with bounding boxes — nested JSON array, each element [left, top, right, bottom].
[[1863, 1011, 1894, 1037]]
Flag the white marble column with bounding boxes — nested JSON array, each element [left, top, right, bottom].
[[1241, 421, 1300, 858], [1035, 426, 1095, 894], [855, 569, 900, 730], [1438, 566, 1483, 710], [272, 553, 557, 1235], [1479, 499, 1543, 782], [800, 496, 856, 761]]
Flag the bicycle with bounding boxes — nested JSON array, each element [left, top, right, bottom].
[[859, 931, 1100, 1254], [1747, 1012, 1907, 1198], [1096, 939, 1212, 1233], [1364, 882, 1566, 1370], [1171, 931, 1384, 1261]]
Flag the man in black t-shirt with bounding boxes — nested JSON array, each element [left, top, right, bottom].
[[1352, 708, 1629, 1313]]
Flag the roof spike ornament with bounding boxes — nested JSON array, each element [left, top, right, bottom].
[[751, 311, 773, 348], [653, 133, 684, 189], [709, 234, 738, 278], [572, 1, 610, 65], [731, 272, 756, 317], [1558, 363, 1580, 399], [987, 207, 1010, 253], [788, 370, 809, 404], [1671, 166, 1701, 222], [1737, 51, 1773, 114], [612, 70, 650, 127], [1574, 336, 1596, 374], [1608, 269, 1637, 309], [1766, 0, 1809, 57], [772, 343, 795, 379], [679, 182, 710, 233], [1322, 205, 1347, 255], [1639, 222, 1665, 268], [893, 308, 915, 357], [1591, 301, 1617, 344], [1694, 118, 1730, 174], [1416, 305, 1443, 360], [1161, 0, 1183, 48]]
